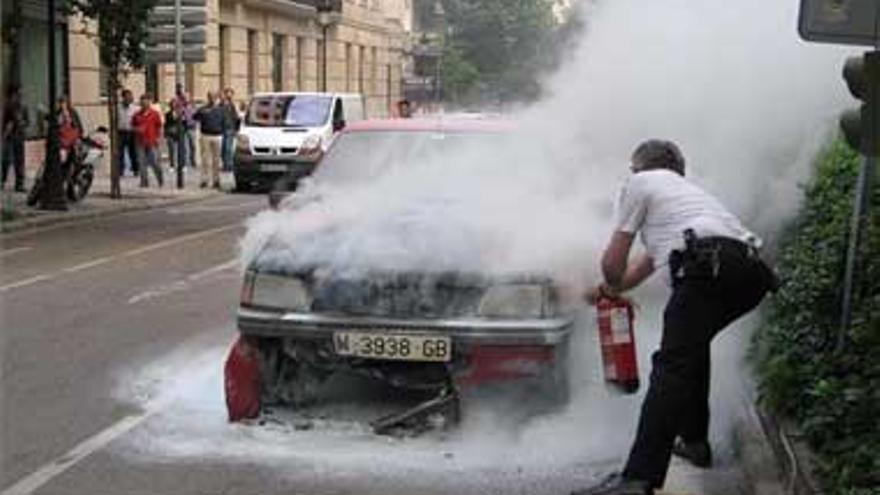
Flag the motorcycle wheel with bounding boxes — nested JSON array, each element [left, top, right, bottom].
[[66, 169, 93, 202]]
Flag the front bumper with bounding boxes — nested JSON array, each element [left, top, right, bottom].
[[237, 307, 574, 346], [234, 153, 317, 179]]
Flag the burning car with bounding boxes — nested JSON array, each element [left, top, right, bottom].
[[225, 119, 577, 433]]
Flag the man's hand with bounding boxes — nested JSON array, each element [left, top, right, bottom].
[[584, 282, 620, 305]]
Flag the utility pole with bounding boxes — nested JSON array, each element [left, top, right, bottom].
[[39, 0, 67, 211], [175, 0, 184, 189]]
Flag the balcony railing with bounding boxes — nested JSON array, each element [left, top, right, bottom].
[[297, 0, 342, 12]]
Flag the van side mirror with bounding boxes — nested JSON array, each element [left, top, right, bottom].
[[333, 119, 346, 132]]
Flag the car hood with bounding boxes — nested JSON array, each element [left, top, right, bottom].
[[240, 126, 316, 147]]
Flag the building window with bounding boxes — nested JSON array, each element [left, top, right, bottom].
[[272, 33, 285, 92], [219, 24, 230, 89], [186, 65, 196, 98], [386, 64, 392, 113], [99, 59, 109, 98], [296, 37, 304, 91], [145, 64, 160, 99], [316, 39, 325, 91], [370, 46, 378, 96], [247, 29, 258, 95], [345, 43, 352, 92], [358, 45, 365, 94]]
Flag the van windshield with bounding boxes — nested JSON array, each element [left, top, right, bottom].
[[245, 95, 333, 128]]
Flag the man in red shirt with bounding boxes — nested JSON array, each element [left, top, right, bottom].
[[132, 93, 164, 188]]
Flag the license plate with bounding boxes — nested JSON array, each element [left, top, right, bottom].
[[333, 331, 452, 362], [260, 164, 289, 172]]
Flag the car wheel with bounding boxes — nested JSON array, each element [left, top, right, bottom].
[[234, 174, 253, 193]]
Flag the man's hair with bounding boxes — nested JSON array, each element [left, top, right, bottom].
[[631, 139, 686, 176]]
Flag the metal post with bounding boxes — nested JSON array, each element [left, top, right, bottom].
[[175, 0, 184, 189], [838, 154, 875, 349], [39, 0, 67, 211]]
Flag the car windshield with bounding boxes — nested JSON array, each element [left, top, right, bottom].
[[312, 130, 505, 186], [245, 95, 332, 127]]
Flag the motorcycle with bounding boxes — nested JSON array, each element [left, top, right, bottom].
[[27, 127, 108, 206]]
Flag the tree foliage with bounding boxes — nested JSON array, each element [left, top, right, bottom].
[[753, 140, 880, 493], [438, 0, 564, 105], [69, 0, 157, 198]]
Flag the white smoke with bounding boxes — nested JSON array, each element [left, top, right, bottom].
[[241, 1, 849, 292], [203, 0, 855, 485]]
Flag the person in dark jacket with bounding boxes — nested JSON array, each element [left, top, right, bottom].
[[165, 99, 180, 170], [194, 91, 226, 189], [2, 85, 29, 192]]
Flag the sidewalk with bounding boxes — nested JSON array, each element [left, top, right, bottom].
[[0, 169, 235, 234]]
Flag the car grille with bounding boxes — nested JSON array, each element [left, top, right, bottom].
[[309, 273, 486, 318], [252, 146, 299, 155]]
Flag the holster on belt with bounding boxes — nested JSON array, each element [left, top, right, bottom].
[[670, 229, 780, 292]]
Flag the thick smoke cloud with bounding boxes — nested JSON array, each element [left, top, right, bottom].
[[241, 0, 850, 293]]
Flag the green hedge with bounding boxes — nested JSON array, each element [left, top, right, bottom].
[[754, 140, 880, 494]]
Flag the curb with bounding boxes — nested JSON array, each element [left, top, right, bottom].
[[0, 192, 221, 235], [734, 403, 787, 495], [734, 402, 825, 495]]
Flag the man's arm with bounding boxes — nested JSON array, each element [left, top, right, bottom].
[[587, 231, 655, 303]]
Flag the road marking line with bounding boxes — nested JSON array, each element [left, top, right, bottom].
[[0, 411, 154, 495], [60, 256, 114, 274], [127, 258, 239, 305], [123, 224, 238, 257], [0, 224, 240, 293], [0, 247, 33, 258], [167, 200, 263, 215], [0, 274, 54, 292]]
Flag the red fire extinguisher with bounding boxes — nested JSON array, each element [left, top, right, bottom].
[[596, 297, 640, 394]]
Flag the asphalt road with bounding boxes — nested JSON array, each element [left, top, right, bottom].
[[0, 194, 750, 495]]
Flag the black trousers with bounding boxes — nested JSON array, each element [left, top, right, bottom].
[[2, 137, 25, 188], [118, 130, 139, 175], [622, 240, 770, 488]]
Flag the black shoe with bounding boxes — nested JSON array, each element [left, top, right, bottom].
[[571, 473, 652, 495], [672, 437, 713, 468]]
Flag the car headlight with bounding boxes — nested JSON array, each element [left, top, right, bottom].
[[236, 134, 251, 154], [299, 134, 322, 151], [241, 272, 312, 311], [478, 284, 548, 318]]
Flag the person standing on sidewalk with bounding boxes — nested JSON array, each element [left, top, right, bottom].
[[573, 140, 777, 495], [117, 89, 140, 177], [220, 87, 240, 172], [131, 93, 164, 188], [2, 85, 29, 192], [174, 84, 197, 170], [194, 91, 226, 189], [164, 99, 180, 171]]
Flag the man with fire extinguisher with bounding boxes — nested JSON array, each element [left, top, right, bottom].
[[573, 140, 778, 495]]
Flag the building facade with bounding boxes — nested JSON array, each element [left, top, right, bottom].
[[2, 0, 413, 137]]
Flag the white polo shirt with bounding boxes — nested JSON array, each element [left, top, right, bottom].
[[614, 169, 759, 271]]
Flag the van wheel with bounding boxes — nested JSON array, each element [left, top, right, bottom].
[[234, 174, 252, 193]]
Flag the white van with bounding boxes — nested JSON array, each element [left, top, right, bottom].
[[234, 92, 365, 192]]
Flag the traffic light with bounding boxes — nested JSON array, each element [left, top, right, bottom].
[[840, 51, 880, 156], [145, 0, 207, 64]]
